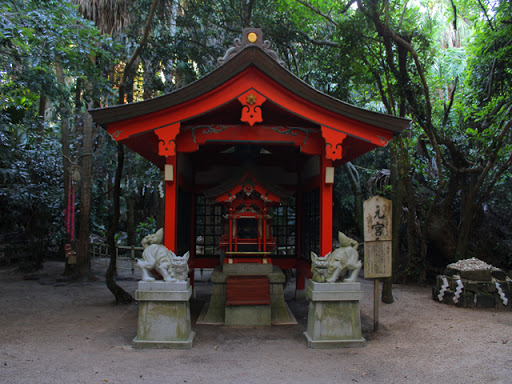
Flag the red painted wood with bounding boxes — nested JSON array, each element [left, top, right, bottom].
[[107, 67, 393, 147], [272, 259, 298, 269], [320, 156, 333, 258], [321, 126, 347, 161], [164, 155, 177, 251], [189, 258, 221, 269], [226, 257, 272, 264], [214, 172, 282, 204], [296, 260, 312, 290], [188, 257, 297, 270], [176, 124, 323, 155], [226, 276, 270, 306], [238, 89, 267, 126], [155, 123, 180, 157]]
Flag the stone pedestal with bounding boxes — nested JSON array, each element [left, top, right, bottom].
[[304, 280, 365, 348], [199, 264, 295, 326], [132, 281, 195, 349]]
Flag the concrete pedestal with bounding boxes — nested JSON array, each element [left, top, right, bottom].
[[199, 264, 295, 326], [132, 281, 195, 349], [304, 280, 366, 348]]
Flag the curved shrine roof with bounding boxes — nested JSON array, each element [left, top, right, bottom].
[[89, 29, 411, 135]]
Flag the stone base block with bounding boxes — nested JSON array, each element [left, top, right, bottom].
[[433, 275, 510, 309], [305, 280, 365, 349], [200, 265, 295, 325], [132, 332, 195, 350], [222, 263, 273, 275], [133, 281, 194, 349], [304, 332, 365, 349], [225, 305, 271, 326]]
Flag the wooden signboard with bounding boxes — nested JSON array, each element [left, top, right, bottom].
[[363, 196, 392, 278]]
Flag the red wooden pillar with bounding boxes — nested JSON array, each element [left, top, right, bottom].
[[320, 156, 333, 257], [164, 155, 177, 251], [319, 126, 346, 258], [155, 123, 181, 252]]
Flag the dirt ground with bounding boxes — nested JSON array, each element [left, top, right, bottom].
[[0, 260, 511, 384]]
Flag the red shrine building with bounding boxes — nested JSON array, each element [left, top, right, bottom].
[[90, 29, 410, 293]]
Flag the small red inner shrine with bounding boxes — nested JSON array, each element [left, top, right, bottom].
[[90, 28, 410, 294], [212, 171, 283, 264]]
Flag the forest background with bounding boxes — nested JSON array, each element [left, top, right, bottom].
[[1, 0, 511, 299]]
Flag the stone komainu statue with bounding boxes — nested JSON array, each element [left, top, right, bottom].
[[311, 231, 362, 283], [137, 229, 189, 282]]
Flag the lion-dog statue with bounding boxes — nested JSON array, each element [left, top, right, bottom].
[[137, 228, 189, 282], [311, 231, 362, 283]]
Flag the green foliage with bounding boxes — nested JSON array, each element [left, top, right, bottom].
[[136, 216, 157, 244], [0, 118, 64, 269], [0, 0, 510, 276], [0, 0, 121, 270]]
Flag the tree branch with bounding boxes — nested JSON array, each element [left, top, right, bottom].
[[449, 0, 457, 31], [473, 110, 512, 203], [118, 0, 159, 104], [308, 38, 342, 47], [478, 151, 512, 206], [442, 76, 458, 128], [244, 0, 255, 27], [476, 0, 495, 31], [294, 0, 341, 27]]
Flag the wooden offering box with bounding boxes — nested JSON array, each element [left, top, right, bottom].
[[226, 276, 270, 306]]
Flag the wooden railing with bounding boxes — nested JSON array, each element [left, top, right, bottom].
[[89, 242, 144, 276]]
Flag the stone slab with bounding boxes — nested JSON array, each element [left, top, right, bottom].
[[201, 264, 294, 325], [132, 332, 195, 350], [222, 263, 273, 275], [305, 279, 365, 349], [460, 269, 492, 281], [225, 305, 271, 326], [137, 280, 190, 291], [196, 303, 224, 325], [136, 300, 192, 340], [135, 286, 192, 301], [304, 332, 365, 349], [306, 281, 363, 301], [212, 265, 285, 283]]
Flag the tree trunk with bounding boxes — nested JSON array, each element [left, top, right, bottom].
[[38, 94, 47, 132], [74, 103, 94, 280], [105, 0, 159, 302], [157, 174, 165, 230], [106, 143, 134, 304], [455, 188, 477, 260], [382, 139, 404, 303], [126, 191, 136, 246], [343, 162, 363, 237], [56, 64, 73, 270], [391, 139, 404, 281], [404, 173, 421, 281]]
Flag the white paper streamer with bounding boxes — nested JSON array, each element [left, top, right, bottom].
[[438, 276, 449, 301], [453, 279, 464, 303], [496, 282, 508, 306], [158, 181, 164, 199]]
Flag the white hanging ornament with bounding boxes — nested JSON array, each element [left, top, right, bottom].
[[158, 181, 164, 199]]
